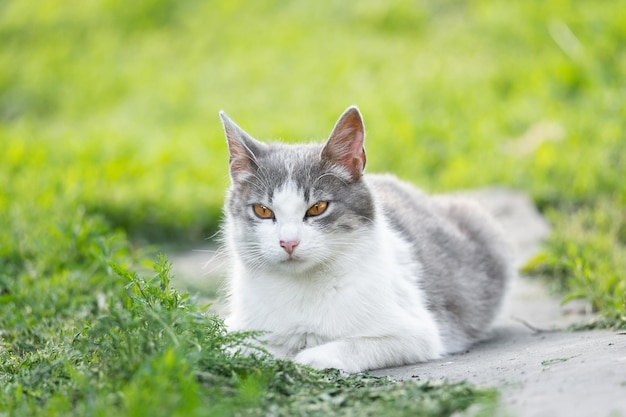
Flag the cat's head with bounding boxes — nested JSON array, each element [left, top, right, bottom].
[[220, 106, 376, 275]]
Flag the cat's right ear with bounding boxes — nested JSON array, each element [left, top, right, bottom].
[[321, 106, 366, 182], [220, 111, 267, 181]]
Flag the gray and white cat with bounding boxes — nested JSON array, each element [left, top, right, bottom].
[[220, 106, 513, 373]]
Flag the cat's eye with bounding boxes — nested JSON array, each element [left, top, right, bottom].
[[306, 201, 329, 217], [252, 204, 274, 219]]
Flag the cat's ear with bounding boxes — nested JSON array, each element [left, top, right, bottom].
[[321, 106, 366, 181], [220, 111, 267, 181]]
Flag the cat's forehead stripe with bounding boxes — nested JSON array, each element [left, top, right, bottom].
[[272, 181, 308, 219], [258, 146, 320, 203]]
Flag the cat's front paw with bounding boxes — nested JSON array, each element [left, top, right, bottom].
[[293, 342, 362, 373]]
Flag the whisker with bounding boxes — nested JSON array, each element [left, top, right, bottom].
[[313, 171, 349, 187]]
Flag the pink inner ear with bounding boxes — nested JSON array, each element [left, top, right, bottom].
[[229, 150, 250, 176], [342, 129, 365, 174], [323, 108, 367, 179], [221, 113, 266, 179], [226, 133, 253, 177]]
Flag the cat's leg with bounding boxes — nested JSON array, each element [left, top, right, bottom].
[[293, 329, 443, 373]]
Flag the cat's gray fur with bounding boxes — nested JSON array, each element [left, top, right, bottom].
[[369, 175, 513, 352]]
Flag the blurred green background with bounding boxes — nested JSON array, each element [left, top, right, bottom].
[[1, 1, 625, 415], [1, 0, 625, 317]]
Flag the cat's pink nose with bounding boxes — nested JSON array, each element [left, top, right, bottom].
[[280, 240, 299, 255]]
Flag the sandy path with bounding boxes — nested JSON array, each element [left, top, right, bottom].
[[372, 277, 626, 417]]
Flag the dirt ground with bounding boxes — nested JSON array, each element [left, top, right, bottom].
[[168, 188, 626, 417], [373, 276, 626, 417]]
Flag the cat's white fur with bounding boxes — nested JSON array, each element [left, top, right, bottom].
[[225, 180, 444, 372]]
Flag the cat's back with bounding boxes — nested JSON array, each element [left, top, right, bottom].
[[365, 173, 511, 264], [365, 174, 469, 245], [365, 173, 514, 353], [365, 174, 437, 235]]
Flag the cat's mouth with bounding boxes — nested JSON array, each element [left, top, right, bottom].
[[276, 255, 320, 274], [281, 256, 303, 263], [278, 254, 310, 267]]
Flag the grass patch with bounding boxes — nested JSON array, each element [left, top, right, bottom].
[[523, 200, 626, 327], [1, 249, 496, 416], [1, 0, 625, 414]]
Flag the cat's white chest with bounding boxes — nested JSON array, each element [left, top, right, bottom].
[[226, 224, 439, 359], [229, 267, 366, 354]]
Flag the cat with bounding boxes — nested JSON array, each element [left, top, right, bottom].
[[219, 106, 514, 373]]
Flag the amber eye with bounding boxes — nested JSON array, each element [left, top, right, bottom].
[[306, 201, 329, 217], [252, 204, 274, 219]]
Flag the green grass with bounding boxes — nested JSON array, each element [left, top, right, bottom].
[[1, 252, 496, 416], [1, 0, 625, 415]]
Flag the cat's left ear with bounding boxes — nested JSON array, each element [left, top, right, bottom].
[[220, 111, 267, 181], [321, 106, 366, 181]]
